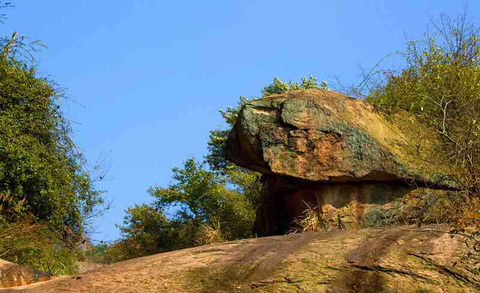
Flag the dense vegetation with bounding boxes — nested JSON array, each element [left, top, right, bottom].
[[105, 159, 258, 261], [0, 23, 103, 273], [366, 13, 480, 256]]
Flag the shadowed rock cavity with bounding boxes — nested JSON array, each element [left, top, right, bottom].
[[253, 175, 414, 236], [226, 89, 456, 236]]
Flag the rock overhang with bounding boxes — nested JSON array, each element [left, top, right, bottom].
[[226, 89, 457, 189]]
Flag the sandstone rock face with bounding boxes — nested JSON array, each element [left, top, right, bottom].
[[226, 89, 455, 235], [17, 226, 480, 293], [226, 89, 452, 186]]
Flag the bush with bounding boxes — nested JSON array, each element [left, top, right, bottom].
[[365, 11, 480, 270], [289, 204, 322, 234], [367, 13, 480, 194], [193, 222, 225, 246], [0, 220, 78, 275]]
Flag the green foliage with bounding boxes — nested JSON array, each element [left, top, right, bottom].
[[366, 12, 480, 264], [367, 36, 480, 122], [84, 243, 110, 264], [206, 96, 248, 173], [367, 13, 480, 193], [150, 158, 256, 240], [0, 219, 78, 275], [109, 159, 257, 262], [261, 76, 327, 97], [0, 31, 103, 273], [106, 204, 187, 262], [0, 37, 103, 244]]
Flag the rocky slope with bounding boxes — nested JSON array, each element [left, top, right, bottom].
[[3, 225, 478, 292]]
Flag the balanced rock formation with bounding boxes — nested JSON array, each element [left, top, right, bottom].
[[226, 89, 455, 235]]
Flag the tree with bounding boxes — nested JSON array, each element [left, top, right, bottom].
[[0, 35, 103, 241], [109, 159, 257, 261], [0, 31, 104, 272], [105, 204, 184, 262], [149, 158, 256, 240]]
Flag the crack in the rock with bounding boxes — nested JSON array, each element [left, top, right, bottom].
[[351, 264, 436, 283], [250, 276, 305, 292], [408, 252, 480, 287]]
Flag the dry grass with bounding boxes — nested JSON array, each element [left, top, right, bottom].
[[194, 222, 225, 246], [289, 202, 322, 234]]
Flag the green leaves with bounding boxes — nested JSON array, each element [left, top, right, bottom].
[[366, 13, 480, 251], [367, 17, 480, 189], [0, 33, 103, 268], [149, 158, 256, 240], [261, 76, 326, 97], [111, 158, 258, 261]]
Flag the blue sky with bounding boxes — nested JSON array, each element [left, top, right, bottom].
[[2, 1, 479, 241]]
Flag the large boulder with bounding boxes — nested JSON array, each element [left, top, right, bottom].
[[226, 89, 454, 186], [225, 89, 456, 235]]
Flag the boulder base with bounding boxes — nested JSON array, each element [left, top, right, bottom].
[[253, 175, 415, 236], [17, 226, 480, 292]]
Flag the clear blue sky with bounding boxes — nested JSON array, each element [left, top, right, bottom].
[[2, 1, 479, 241]]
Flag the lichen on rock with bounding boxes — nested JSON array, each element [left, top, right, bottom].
[[227, 89, 453, 185]]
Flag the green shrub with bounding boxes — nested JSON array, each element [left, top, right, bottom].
[[0, 55, 103, 240], [0, 219, 78, 275], [364, 13, 480, 257]]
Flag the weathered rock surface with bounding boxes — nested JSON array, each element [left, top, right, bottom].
[[226, 89, 453, 186], [226, 89, 456, 235], [8, 226, 479, 292], [0, 259, 50, 289]]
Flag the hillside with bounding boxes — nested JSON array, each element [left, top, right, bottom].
[[3, 225, 478, 293]]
